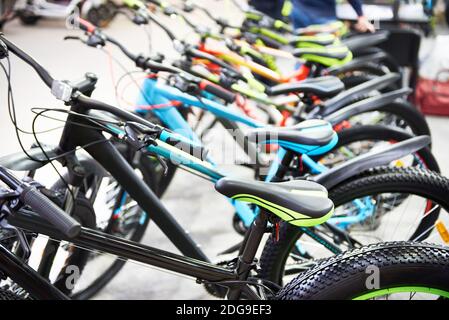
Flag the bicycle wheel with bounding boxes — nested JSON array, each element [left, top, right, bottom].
[[276, 242, 449, 300], [259, 167, 449, 285], [34, 161, 152, 300], [334, 100, 431, 137], [35, 106, 187, 299]]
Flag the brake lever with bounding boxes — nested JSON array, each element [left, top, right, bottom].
[[0, 39, 8, 60], [155, 155, 168, 175], [123, 122, 169, 175], [64, 32, 106, 48], [0, 219, 31, 260], [63, 35, 86, 44], [0, 187, 19, 203], [0, 204, 31, 261], [86, 33, 106, 48]]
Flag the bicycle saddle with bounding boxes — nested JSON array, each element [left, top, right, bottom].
[[342, 30, 389, 53], [246, 119, 337, 156], [268, 76, 344, 98], [290, 34, 338, 47], [0, 145, 59, 171], [215, 178, 334, 227], [293, 45, 352, 67]]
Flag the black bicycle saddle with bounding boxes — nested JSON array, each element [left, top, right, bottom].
[[245, 119, 335, 147], [342, 30, 389, 53], [268, 76, 345, 98]]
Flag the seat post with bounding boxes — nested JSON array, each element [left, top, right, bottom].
[[270, 149, 295, 182], [227, 210, 269, 300]]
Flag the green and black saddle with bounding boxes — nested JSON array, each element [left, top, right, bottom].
[[293, 45, 353, 67], [215, 178, 334, 227]]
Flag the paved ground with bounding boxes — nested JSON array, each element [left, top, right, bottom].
[[0, 1, 449, 299]]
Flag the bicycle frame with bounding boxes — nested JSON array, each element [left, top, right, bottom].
[[6, 205, 270, 300], [0, 93, 278, 299]]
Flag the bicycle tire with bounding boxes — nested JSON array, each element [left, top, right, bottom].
[[259, 167, 449, 284], [39, 169, 151, 300], [341, 100, 431, 138], [276, 241, 449, 300]]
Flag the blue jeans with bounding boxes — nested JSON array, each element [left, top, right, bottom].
[[290, 0, 337, 28]]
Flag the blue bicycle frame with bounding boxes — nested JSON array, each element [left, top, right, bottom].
[[107, 77, 370, 238]]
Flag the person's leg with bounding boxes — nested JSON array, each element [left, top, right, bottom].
[[290, 0, 338, 28], [290, 0, 313, 28], [249, 0, 285, 20]]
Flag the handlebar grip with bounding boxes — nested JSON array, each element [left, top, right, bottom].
[[253, 34, 281, 49], [187, 47, 245, 81], [20, 186, 81, 238], [200, 81, 236, 104], [76, 17, 97, 33], [140, 58, 179, 73]]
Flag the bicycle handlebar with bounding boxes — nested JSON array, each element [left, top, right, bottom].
[[0, 34, 54, 88], [199, 81, 236, 104], [19, 185, 81, 238], [185, 47, 245, 81], [75, 17, 97, 33], [0, 34, 213, 234], [0, 167, 81, 238], [142, 5, 178, 42], [71, 16, 181, 75], [70, 17, 240, 101]]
